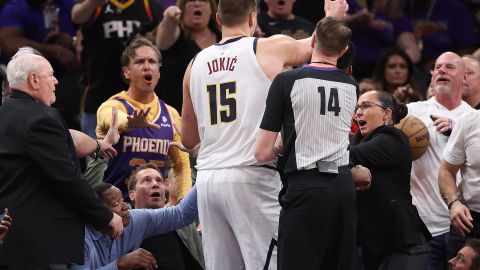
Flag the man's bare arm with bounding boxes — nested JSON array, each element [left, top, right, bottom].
[[69, 107, 119, 158], [71, 0, 104, 24], [439, 159, 473, 236], [254, 129, 280, 163], [181, 61, 201, 150]]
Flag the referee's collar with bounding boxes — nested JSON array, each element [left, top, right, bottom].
[[302, 65, 338, 71]]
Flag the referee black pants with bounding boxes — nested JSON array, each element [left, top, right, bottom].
[[277, 169, 357, 270]]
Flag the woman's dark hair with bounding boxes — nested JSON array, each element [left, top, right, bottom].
[[374, 90, 408, 124], [337, 42, 357, 70], [372, 48, 414, 92]]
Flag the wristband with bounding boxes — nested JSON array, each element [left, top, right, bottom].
[[93, 139, 101, 160], [448, 198, 460, 210]]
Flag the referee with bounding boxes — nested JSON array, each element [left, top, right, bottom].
[[255, 17, 358, 270]]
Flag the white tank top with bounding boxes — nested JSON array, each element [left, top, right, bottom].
[[189, 37, 271, 170]]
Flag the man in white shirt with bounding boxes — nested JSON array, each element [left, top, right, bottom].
[[407, 51, 474, 269], [439, 109, 480, 260]]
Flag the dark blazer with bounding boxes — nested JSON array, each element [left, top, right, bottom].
[[350, 125, 431, 258], [0, 90, 113, 264]]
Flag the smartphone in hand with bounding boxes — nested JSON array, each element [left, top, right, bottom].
[[430, 115, 452, 136]]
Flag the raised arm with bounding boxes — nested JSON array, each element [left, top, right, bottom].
[[156, 5, 182, 50], [256, 0, 348, 80], [324, 0, 349, 18], [140, 185, 198, 238], [256, 35, 313, 80], [71, 0, 104, 24], [397, 32, 421, 64]]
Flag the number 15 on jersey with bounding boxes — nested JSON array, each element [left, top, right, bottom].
[[206, 81, 237, 125]]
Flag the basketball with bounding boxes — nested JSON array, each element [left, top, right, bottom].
[[395, 115, 430, 161]]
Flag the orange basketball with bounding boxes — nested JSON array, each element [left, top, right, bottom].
[[395, 115, 430, 161]]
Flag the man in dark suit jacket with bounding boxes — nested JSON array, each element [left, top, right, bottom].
[[0, 47, 124, 269]]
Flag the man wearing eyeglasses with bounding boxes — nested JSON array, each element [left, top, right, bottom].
[[95, 38, 192, 203], [407, 51, 474, 270]]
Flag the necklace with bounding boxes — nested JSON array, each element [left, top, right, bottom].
[[310, 61, 337, 67], [108, 0, 135, 11]]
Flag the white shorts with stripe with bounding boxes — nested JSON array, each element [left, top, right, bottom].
[[197, 166, 281, 270]]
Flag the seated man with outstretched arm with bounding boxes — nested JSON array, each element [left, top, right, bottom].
[[71, 173, 198, 270]]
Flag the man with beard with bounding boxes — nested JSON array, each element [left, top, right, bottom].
[[407, 52, 474, 269]]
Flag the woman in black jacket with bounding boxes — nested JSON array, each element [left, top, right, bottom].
[[351, 90, 431, 269]]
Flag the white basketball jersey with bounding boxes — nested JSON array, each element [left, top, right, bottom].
[[190, 37, 271, 170]]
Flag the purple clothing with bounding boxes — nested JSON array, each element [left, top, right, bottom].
[[0, 0, 74, 44], [103, 97, 174, 200], [158, 0, 175, 9], [347, 0, 413, 64], [410, 0, 479, 64]]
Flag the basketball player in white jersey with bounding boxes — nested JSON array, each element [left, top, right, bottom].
[[180, 0, 349, 269]]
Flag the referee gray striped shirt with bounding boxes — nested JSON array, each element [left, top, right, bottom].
[[260, 65, 358, 174]]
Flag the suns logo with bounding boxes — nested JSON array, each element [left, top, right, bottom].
[[160, 115, 171, 128]]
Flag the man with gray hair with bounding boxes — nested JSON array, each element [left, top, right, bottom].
[[0, 47, 124, 269], [0, 47, 120, 160]]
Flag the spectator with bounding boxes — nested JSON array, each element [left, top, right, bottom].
[[462, 55, 480, 109], [462, 0, 480, 34], [0, 47, 123, 269], [372, 48, 424, 103], [408, 0, 480, 73], [71, 0, 162, 138], [155, 0, 220, 111], [407, 51, 475, 270], [346, 0, 420, 80], [359, 78, 381, 94], [351, 90, 431, 269], [448, 239, 480, 270], [1, 71, 120, 159], [96, 38, 191, 202], [0, 0, 82, 129], [127, 164, 204, 270], [438, 109, 480, 259], [257, 0, 325, 25], [71, 181, 198, 269], [256, 0, 315, 39], [181, 0, 349, 269]]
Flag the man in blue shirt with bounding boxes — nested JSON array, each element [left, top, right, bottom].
[[71, 168, 197, 270]]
